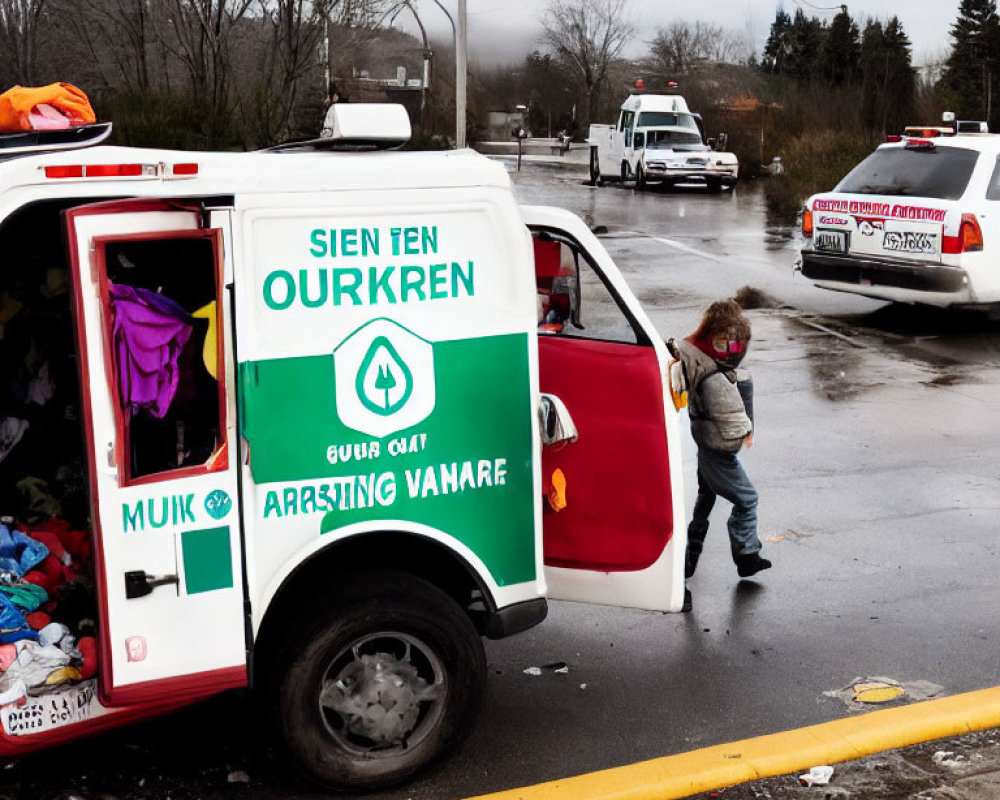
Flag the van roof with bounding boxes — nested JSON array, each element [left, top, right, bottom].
[[620, 94, 691, 114], [0, 145, 512, 202]]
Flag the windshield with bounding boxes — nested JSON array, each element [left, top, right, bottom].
[[645, 130, 704, 147], [834, 145, 979, 200], [637, 112, 701, 135]]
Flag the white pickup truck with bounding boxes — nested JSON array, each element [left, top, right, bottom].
[[588, 93, 739, 192]]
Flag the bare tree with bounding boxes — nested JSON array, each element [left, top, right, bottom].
[[541, 0, 634, 127], [0, 0, 46, 84], [56, 0, 163, 93], [238, 0, 400, 145], [648, 21, 751, 76], [154, 0, 254, 142]]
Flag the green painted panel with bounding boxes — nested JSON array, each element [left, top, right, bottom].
[[181, 526, 234, 595], [239, 333, 535, 586]]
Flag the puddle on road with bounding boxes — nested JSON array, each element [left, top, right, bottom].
[[780, 312, 984, 399]]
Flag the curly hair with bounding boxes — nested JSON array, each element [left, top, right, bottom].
[[690, 298, 752, 343]]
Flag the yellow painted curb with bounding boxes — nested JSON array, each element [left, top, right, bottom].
[[466, 685, 1000, 800]]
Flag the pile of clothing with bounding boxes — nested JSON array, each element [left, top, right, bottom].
[[0, 518, 96, 706]]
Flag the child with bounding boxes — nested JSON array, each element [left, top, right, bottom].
[[674, 299, 771, 581]]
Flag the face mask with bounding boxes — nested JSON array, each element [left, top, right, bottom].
[[712, 338, 746, 367], [712, 339, 744, 356]]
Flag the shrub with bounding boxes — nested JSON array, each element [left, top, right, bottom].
[[764, 129, 882, 224]]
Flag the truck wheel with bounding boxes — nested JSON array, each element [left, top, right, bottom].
[[588, 148, 602, 186], [273, 571, 486, 791], [634, 164, 646, 191]]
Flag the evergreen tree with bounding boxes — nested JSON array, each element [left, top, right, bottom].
[[882, 17, 917, 134], [786, 9, 824, 83], [859, 20, 886, 130], [860, 17, 916, 134], [820, 9, 860, 87], [762, 10, 793, 74], [942, 0, 1000, 128]]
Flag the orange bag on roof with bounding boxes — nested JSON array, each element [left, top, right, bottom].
[[0, 83, 96, 134]]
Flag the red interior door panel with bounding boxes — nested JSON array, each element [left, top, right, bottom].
[[539, 335, 673, 571]]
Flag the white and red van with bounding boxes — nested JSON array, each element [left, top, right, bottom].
[[0, 105, 685, 790]]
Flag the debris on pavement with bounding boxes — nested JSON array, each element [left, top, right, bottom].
[[931, 750, 966, 768], [798, 765, 834, 786], [853, 682, 905, 704], [824, 676, 945, 711], [523, 662, 570, 676]]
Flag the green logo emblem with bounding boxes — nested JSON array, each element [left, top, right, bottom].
[[204, 489, 233, 520], [356, 336, 413, 416]]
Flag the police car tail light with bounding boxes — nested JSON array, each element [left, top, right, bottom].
[[942, 214, 983, 254], [802, 208, 813, 238]]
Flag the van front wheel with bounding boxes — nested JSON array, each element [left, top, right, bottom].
[[274, 571, 486, 791]]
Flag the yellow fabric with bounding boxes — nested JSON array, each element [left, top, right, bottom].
[[192, 302, 218, 379], [0, 83, 96, 133], [0, 290, 23, 324], [547, 468, 567, 512], [43, 666, 82, 685]]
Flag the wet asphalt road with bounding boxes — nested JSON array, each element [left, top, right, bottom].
[[4, 166, 1000, 800]]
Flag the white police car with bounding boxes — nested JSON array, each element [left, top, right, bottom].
[[799, 116, 1000, 309]]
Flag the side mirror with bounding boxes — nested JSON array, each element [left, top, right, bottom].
[[538, 394, 578, 446], [633, 132, 644, 149], [716, 132, 728, 151]]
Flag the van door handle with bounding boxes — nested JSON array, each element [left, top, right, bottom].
[[125, 570, 179, 599], [98, 442, 118, 477]]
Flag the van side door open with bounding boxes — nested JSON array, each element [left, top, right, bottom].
[[65, 199, 247, 706], [523, 206, 686, 612]]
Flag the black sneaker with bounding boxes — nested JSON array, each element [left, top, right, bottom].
[[736, 553, 772, 578]]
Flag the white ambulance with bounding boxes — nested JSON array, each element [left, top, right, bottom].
[[0, 105, 685, 790]]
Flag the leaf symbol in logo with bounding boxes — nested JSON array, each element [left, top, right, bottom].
[[356, 336, 413, 416]]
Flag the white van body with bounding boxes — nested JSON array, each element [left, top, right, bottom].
[[0, 115, 685, 790], [588, 93, 739, 190]]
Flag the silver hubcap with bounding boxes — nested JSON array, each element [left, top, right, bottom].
[[318, 632, 445, 754]]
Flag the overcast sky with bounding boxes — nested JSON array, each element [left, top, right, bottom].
[[399, 0, 959, 68]]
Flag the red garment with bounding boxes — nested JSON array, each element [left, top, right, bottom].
[[77, 637, 97, 679], [23, 519, 91, 565], [22, 569, 52, 592], [24, 611, 51, 630], [22, 554, 69, 594]]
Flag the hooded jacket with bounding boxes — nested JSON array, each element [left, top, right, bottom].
[[675, 338, 752, 453]]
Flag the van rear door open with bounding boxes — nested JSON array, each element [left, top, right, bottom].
[[65, 199, 247, 706], [523, 206, 686, 613]]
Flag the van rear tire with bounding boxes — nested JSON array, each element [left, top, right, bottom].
[[272, 570, 486, 791]]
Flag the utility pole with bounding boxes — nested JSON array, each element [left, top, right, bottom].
[[456, 0, 467, 148]]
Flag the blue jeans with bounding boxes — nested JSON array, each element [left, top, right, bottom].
[[687, 447, 760, 564]]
